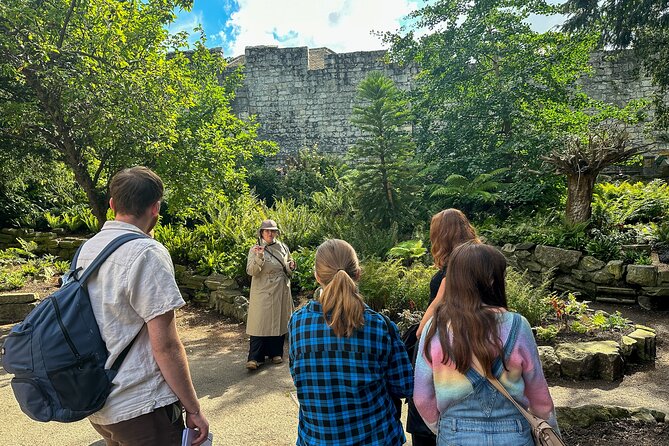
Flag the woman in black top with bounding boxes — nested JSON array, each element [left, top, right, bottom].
[[407, 208, 480, 446]]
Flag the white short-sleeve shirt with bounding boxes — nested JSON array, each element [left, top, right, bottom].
[[76, 221, 185, 425]]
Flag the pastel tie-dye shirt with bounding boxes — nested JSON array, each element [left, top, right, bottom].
[[413, 311, 559, 433]]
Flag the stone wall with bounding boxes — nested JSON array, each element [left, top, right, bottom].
[[230, 46, 669, 176], [229, 46, 417, 161], [501, 243, 669, 310], [0, 228, 87, 260]]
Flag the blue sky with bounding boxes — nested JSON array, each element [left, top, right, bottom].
[[169, 0, 567, 57]]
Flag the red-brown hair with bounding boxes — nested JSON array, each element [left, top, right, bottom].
[[424, 242, 508, 376], [430, 209, 479, 269]]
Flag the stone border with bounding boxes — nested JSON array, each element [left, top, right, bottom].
[[0, 293, 38, 324], [501, 243, 669, 310], [0, 228, 86, 260], [556, 404, 666, 431], [539, 325, 656, 381]]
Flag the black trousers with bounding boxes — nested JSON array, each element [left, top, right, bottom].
[[248, 334, 285, 362], [411, 433, 437, 446]]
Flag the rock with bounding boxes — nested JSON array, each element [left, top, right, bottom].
[[637, 294, 669, 311], [538, 346, 561, 378], [556, 405, 630, 430], [621, 244, 652, 255], [204, 274, 238, 291], [515, 242, 536, 251], [591, 269, 615, 285], [606, 260, 625, 280], [553, 275, 596, 295], [555, 341, 623, 381], [0, 302, 38, 323], [535, 245, 582, 270], [517, 259, 542, 273], [658, 271, 669, 286], [515, 250, 532, 259], [571, 269, 592, 282], [179, 274, 208, 290], [619, 335, 637, 360], [640, 286, 669, 297], [579, 256, 606, 272], [501, 244, 515, 256], [629, 408, 658, 423], [627, 328, 656, 361], [0, 292, 38, 304], [626, 265, 658, 287]]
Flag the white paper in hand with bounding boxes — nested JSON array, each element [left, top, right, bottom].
[[182, 428, 213, 446]]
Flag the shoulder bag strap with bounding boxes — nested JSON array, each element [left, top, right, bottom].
[[264, 243, 291, 278], [486, 375, 536, 422]]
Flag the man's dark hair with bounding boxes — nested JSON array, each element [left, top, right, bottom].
[[110, 167, 163, 217]]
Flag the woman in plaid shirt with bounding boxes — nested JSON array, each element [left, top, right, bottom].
[[288, 239, 414, 445]]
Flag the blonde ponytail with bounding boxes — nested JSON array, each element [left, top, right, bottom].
[[315, 240, 365, 337]]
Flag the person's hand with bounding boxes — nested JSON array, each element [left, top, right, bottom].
[[289, 259, 296, 270], [186, 411, 210, 446], [252, 244, 264, 257]]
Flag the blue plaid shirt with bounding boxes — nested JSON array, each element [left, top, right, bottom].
[[288, 300, 414, 446]]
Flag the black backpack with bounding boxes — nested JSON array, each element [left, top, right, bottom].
[[1, 233, 145, 422]]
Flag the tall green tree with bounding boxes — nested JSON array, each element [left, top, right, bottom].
[[385, 0, 599, 208], [348, 72, 418, 230], [562, 0, 669, 128], [0, 0, 273, 226]]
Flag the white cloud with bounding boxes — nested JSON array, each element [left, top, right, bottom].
[[225, 0, 418, 56]]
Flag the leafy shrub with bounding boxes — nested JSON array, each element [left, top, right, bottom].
[[621, 250, 652, 265], [505, 268, 553, 327], [290, 247, 318, 293], [592, 180, 669, 226], [0, 270, 26, 291], [387, 240, 427, 265], [267, 198, 326, 249], [358, 259, 433, 315], [536, 325, 559, 342]]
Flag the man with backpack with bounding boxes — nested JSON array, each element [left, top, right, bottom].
[[78, 166, 209, 445]]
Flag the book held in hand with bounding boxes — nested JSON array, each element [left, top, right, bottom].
[[182, 428, 213, 446]]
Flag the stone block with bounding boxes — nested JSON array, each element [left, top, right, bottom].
[[534, 245, 582, 270], [538, 346, 561, 378], [555, 341, 623, 381], [658, 271, 669, 286], [554, 275, 596, 295], [515, 250, 532, 259], [606, 260, 625, 280], [637, 294, 669, 311], [515, 242, 536, 251], [517, 259, 542, 273], [556, 405, 630, 430], [627, 329, 656, 361], [501, 244, 515, 256], [179, 275, 208, 290], [204, 274, 238, 291], [0, 302, 38, 323], [619, 335, 637, 360], [621, 244, 652, 255], [571, 269, 591, 282], [640, 287, 669, 297], [579, 256, 606, 272], [0, 292, 38, 304], [591, 270, 615, 284], [626, 265, 657, 287]]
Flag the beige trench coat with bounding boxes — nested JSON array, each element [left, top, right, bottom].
[[246, 242, 294, 336]]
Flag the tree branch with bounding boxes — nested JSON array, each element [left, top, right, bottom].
[[57, 0, 78, 49]]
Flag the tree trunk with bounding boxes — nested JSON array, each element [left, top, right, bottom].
[[565, 172, 597, 224], [24, 68, 109, 229]]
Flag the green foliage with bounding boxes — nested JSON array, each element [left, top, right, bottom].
[[480, 211, 587, 250], [267, 198, 325, 249], [652, 222, 669, 245], [358, 259, 433, 315], [348, 72, 419, 231], [621, 251, 652, 266], [585, 229, 637, 262], [430, 168, 508, 217], [247, 147, 345, 206], [387, 240, 427, 265], [0, 247, 68, 291], [536, 325, 559, 343], [0, 0, 274, 226], [562, 0, 669, 128], [506, 268, 553, 327], [290, 247, 318, 293], [386, 0, 601, 210], [592, 180, 669, 226]]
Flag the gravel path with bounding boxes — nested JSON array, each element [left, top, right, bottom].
[[1, 302, 667, 445]]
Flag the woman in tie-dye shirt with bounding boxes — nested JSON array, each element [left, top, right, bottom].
[[413, 243, 559, 446]]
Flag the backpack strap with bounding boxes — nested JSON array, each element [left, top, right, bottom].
[[78, 232, 149, 283], [110, 326, 144, 373]]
